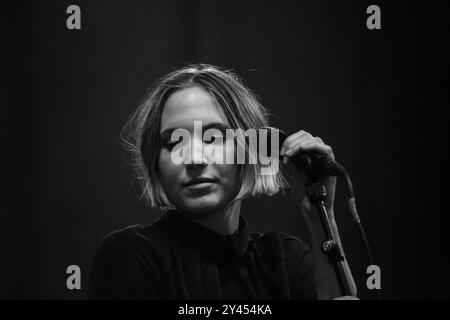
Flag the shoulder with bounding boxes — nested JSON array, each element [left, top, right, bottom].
[[93, 223, 169, 262], [89, 223, 170, 299]]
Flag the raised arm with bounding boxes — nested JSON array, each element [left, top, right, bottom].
[[280, 130, 357, 300]]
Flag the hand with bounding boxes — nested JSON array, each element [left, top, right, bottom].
[[280, 130, 336, 216]]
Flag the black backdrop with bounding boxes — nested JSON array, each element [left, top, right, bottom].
[[2, 0, 448, 299]]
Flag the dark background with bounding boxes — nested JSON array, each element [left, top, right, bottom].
[[2, 0, 448, 299]]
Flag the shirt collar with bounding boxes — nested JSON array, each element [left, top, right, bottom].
[[155, 209, 249, 260]]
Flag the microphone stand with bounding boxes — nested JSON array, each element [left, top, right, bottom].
[[266, 126, 373, 298], [305, 178, 352, 297]]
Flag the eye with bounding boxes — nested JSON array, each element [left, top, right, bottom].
[[204, 135, 223, 144], [164, 141, 178, 151], [204, 128, 226, 144], [162, 136, 182, 151]]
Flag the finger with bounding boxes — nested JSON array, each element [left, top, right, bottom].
[[288, 140, 333, 158], [313, 137, 334, 159], [281, 131, 313, 155], [284, 134, 319, 156], [315, 136, 324, 144], [280, 130, 310, 155]]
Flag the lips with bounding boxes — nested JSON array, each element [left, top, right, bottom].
[[184, 177, 218, 187]]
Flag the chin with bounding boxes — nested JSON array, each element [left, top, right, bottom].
[[179, 194, 226, 217]]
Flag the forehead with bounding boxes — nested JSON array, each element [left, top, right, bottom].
[[160, 86, 227, 132]]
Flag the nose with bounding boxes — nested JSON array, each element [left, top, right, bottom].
[[185, 136, 208, 171]]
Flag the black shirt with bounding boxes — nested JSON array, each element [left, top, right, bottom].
[[89, 210, 317, 299]]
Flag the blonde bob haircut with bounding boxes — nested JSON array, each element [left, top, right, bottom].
[[121, 64, 287, 209]]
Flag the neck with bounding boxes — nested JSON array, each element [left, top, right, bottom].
[[190, 200, 241, 235]]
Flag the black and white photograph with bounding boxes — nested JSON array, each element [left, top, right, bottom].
[[2, 0, 448, 305]]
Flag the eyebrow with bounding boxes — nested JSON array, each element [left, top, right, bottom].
[[160, 122, 231, 140]]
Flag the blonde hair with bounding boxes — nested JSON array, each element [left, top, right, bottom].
[[121, 64, 287, 208]]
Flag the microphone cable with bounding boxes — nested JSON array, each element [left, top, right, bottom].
[[264, 126, 380, 299], [341, 169, 381, 300]]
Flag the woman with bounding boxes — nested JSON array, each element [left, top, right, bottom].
[[88, 64, 356, 300]]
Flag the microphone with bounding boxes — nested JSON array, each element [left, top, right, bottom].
[[260, 129, 373, 299], [261, 127, 346, 177], [292, 150, 347, 177]]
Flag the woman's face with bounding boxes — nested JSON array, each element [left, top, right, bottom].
[[158, 86, 241, 218]]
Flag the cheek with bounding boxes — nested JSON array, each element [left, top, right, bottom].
[[217, 163, 241, 191], [215, 141, 243, 190], [158, 150, 180, 187]]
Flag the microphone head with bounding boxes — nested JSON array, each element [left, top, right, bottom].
[[259, 126, 310, 169], [259, 126, 346, 177]]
